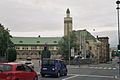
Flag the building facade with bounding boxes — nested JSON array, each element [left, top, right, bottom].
[[74, 30, 98, 59], [11, 37, 61, 59], [97, 37, 110, 63]]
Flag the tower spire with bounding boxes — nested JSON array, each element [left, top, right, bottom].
[[64, 8, 73, 36], [66, 8, 70, 17]]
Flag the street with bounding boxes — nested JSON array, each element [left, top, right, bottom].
[[33, 60, 119, 80]]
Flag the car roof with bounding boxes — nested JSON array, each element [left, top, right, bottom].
[[0, 62, 24, 65]]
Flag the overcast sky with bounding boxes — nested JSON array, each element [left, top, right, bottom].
[[0, 0, 118, 47]]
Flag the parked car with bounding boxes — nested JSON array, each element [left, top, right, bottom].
[[40, 58, 67, 77], [19, 61, 34, 69], [0, 62, 38, 80]]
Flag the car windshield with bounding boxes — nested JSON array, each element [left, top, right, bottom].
[[42, 60, 55, 66], [0, 64, 12, 71]]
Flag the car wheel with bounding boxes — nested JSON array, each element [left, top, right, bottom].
[[33, 76, 38, 80], [41, 74, 45, 77], [64, 73, 67, 76], [56, 72, 60, 78]]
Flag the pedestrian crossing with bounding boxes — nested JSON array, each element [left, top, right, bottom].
[[68, 65, 118, 70], [89, 66, 117, 70]]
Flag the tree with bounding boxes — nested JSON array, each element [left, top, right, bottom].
[[58, 32, 79, 60], [41, 44, 51, 60], [7, 48, 17, 62], [0, 23, 16, 61], [111, 50, 117, 57]]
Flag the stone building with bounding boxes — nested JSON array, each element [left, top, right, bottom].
[[97, 36, 110, 63], [11, 37, 61, 59], [73, 30, 98, 59]]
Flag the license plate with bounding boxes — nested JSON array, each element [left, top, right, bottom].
[[43, 68, 47, 70]]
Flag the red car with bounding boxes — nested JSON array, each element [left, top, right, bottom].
[[0, 62, 38, 80]]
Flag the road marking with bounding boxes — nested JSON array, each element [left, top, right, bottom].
[[89, 67, 116, 70], [95, 67, 98, 69], [108, 67, 112, 69], [113, 68, 117, 70], [98, 67, 102, 69], [62, 75, 79, 80], [79, 74, 115, 78], [103, 67, 107, 69], [115, 76, 118, 79], [63, 74, 118, 80], [89, 67, 94, 68]]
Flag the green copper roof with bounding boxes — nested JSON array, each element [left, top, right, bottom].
[[11, 37, 62, 45]]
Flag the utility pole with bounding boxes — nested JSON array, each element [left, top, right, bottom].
[[116, 0, 120, 78], [68, 33, 71, 65]]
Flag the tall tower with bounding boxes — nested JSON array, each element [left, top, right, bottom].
[[64, 8, 73, 36]]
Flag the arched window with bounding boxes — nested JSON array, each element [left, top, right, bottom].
[[17, 53, 20, 55], [26, 53, 28, 55], [30, 53, 33, 55], [22, 53, 25, 55], [34, 53, 37, 55]]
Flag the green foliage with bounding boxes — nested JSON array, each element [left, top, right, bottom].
[[0, 23, 16, 60], [111, 50, 116, 57], [58, 32, 79, 60], [41, 46, 51, 60], [7, 48, 17, 62]]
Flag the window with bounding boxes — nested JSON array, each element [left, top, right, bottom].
[[89, 46, 92, 50], [16, 65, 25, 71], [22, 53, 25, 55], [39, 46, 43, 50], [15, 46, 20, 50], [53, 41, 57, 43], [22, 46, 28, 50], [19, 41, 23, 43], [37, 41, 40, 43], [31, 46, 37, 50], [0, 64, 12, 71], [34, 53, 37, 55], [49, 46, 54, 50], [17, 53, 20, 55], [30, 53, 33, 55], [24, 65, 32, 72]]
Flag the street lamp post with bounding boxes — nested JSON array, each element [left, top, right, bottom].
[[116, 0, 120, 77], [68, 33, 71, 65]]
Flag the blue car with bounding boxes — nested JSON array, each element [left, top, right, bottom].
[[40, 58, 67, 77]]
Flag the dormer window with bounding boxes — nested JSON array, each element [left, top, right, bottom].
[[19, 41, 23, 43], [53, 41, 57, 43], [37, 41, 40, 43]]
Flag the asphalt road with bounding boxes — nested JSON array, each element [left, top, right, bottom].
[[32, 60, 119, 80]]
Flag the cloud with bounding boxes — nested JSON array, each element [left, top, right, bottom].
[[93, 30, 118, 47], [0, 0, 117, 47]]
